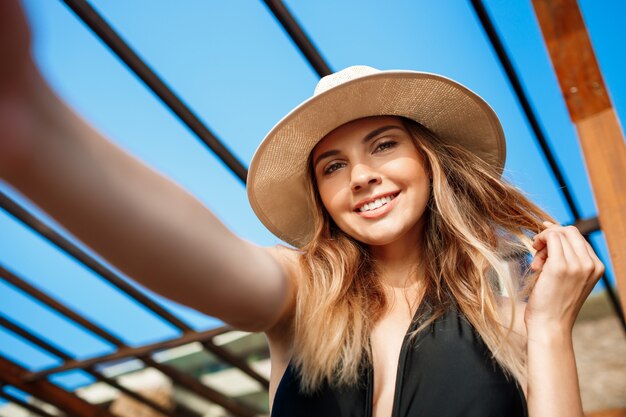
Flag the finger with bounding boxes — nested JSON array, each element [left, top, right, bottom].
[[530, 247, 548, 271], [543, 229, 565, 270], [532, 220, 562, 250], [532, 232, 547, 251], [584, 240, 605, 280], [558, 232, 578, 266], [562, 226, 595, 270]]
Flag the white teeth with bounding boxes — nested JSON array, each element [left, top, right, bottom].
[[358, 194, 396, 212]]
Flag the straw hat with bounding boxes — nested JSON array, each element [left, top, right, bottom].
[[247, 65, 506, 248]]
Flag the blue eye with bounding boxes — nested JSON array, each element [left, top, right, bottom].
[[324, 162, 346, 175]]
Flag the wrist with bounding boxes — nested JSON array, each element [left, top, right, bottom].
[[525, 320, 573, 346]]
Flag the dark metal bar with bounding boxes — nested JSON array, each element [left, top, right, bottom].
[[8, 310, 254, 416], [469, 0, 580, 218], [2, 308, 252, 415], [0, 206, 270, 386], [469, 0, 625, 330], [0, 263, 125, 348], [200, 341, 269, 390], [0, 390, 59, 417], [0, 314, 181, 417], [26, 326, 231, 381], [573, 216, 600, 236], [143, 357, 260, 417], [0, 265, 260, 415], [0, 307, 260, 416], [0, 313, 72, 360], [91, 371, 179, 417], [61, 0, 248, 183], [262, 0, 332, 77], [0, 190, 193, 333]]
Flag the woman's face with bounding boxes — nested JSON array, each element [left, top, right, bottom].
[[312, 116, 431, 248]]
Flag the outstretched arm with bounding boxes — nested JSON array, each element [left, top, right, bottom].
[[525, 221, 604, 417], [0, 0, 297, 332]]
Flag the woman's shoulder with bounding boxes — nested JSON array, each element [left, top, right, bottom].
[[264, 244, 303, 269]]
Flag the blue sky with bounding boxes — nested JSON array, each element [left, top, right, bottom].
[[0, 0, 624, 396]]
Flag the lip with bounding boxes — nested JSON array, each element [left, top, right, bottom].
[[354, 192, 400, 219]]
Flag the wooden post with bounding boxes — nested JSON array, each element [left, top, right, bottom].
[[531, 0, 626, 312]]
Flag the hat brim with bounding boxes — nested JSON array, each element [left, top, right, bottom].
[[247, 70, 505, 248]]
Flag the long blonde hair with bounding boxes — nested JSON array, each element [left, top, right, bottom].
[[292, 117, 551, 393]]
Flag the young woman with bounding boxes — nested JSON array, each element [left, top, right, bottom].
[[0, 2, 604, 416]]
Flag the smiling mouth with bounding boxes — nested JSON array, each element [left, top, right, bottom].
[[356, 193, 399, 213]]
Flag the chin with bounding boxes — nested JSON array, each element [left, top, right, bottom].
[[346, 226, 412, 247], [340, 215, 425, 248]]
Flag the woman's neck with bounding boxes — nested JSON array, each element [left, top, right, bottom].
[[370, 236, 425, 289]]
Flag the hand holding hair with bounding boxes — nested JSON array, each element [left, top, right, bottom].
[[525, 221, 605, 332]]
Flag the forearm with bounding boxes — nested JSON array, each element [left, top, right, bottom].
[[1, 70, 289, 329], [526, 324, 584, 417]]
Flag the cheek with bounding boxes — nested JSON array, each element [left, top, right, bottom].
[[318, 182, 349, 218], [380, 156, 428, 184]]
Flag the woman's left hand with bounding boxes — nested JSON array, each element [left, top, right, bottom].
[[525, 221, 605, 332]]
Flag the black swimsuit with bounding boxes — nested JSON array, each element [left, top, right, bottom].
[[271, 302, 528, 417]]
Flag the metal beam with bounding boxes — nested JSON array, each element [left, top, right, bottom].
[[25, 326, 230, 381], [469, 0, 581, 215], [262, 0, 332, 77], [61, 0, 247, 183], [142, 357, 261, 417], [0, 262, 269, 395], [0, 355, 116, 417], [0, 305, 261, 416], [0, 238, 268, 391], [0, 389, 60, 417], [0, 190, 193, 333], [200, 340, 270, 390], [0, 263, 125, 348], [573, 216, 599, 236], [0, 313, 181, 417]]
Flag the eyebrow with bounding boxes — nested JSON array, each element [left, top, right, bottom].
[[313, 125, 403, 170]]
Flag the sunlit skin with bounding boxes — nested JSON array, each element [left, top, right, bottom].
[[312, 116, 431, 286]]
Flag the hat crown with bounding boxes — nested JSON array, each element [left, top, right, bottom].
[[313, 65, 380, 96]]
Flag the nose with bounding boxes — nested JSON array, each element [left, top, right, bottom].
[[350, 163, 382, 192]]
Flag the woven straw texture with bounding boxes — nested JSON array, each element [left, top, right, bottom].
[[248, 66, 505, 247]]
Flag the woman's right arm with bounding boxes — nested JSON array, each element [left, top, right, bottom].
[[0, 0, 297, 332]]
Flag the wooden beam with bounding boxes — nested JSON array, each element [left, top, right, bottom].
[[531, 0, 611, 121], [532, 0, 626, 312], [25, 326, 232, 381], [0, 356, 116, 417]]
